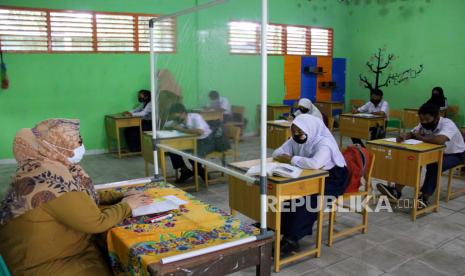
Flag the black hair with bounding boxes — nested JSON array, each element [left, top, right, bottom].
[[425, 86, 446, 108], [138, 89, 151, 101], [432, 86, 444, 96], [418, 103, 439, 117], [371, 88, 383, 97], [209, 90, 219, 99], [169, 103, 187, 114]]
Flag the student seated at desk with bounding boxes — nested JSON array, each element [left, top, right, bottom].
[[351, 89, 389, 146], [166, 103, 215, 184], [0, 119, 152, 276], [123, 89, 153, 152], [272, 114, 348, 255], [206, 90, 232, 121], [377, 104, 465, 208], [289, 98, 323, 121], [425, 86, 448, 112]]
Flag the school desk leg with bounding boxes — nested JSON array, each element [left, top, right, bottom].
[[116, 127, 122, 159], [274, 197, 282, 273], [434, 154, 444, 212], [315, 179, 324, 257], [194, 161, 199, 192], [160, 149, 167, 181], [145, 161, 149, 177], [412, 168, 421, 222]]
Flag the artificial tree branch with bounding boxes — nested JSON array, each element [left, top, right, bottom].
[[359, 74, 373, 90]]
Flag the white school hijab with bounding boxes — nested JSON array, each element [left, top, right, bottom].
[[292, 114, 346, 168], [295, 98, 323, 120]]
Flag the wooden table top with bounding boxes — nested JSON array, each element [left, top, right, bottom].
[[315, 101, 344, 105], [340, 113, 385, 120], [144, 131, 198, 140], [106, 113, 140, 119], [367, 139, 445, 153], [229, 158, 328, 184], [267, 120, 292, 128]]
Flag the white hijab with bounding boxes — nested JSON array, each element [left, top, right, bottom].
[[295, 98, 323, 120], [292, 114, 346, 168]]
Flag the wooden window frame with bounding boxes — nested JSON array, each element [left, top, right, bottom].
[[228, 20, 333, 57], [0, 6, 176, 54]]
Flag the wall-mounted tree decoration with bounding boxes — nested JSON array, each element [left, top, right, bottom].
[[359, 47, 424, 93]]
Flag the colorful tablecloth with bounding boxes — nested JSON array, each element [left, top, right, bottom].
[[105, 182, 258, 275]]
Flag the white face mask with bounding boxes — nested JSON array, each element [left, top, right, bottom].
[[68, 144, 85, 164], [43, 140, 86, 164]]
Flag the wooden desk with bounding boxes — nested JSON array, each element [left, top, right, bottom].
[[267, 121, 292, 149], [142, 131, 200, 192], [98, 180, 273, 276], [314, 101, 344, 118], [192, 109, 224, 121], [228, 159, 328, 272], [366, 139, 445, 221], [105, 114, 142, 159], [339, 113, 386, 147]]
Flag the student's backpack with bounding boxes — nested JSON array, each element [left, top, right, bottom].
[[343, 145, 371, 193]]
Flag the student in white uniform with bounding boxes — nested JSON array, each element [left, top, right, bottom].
[[272, 114, 348, 256], [377, 103, 465, 208], [351, 89, 389, 146], [166, 103, 214, 183], [207, 90, 232, 121], [290, 98, 323, 121], [123, 90, 152, 152]]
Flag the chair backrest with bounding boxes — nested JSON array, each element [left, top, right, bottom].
[[225, 124, 241, 144], [390, 109, 403, 120], [448, 105, 460, 123], [231, 105, 245, 123], [350, 99, 365, 110]]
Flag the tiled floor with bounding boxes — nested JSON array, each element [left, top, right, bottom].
[[1, 134, 465, 276]]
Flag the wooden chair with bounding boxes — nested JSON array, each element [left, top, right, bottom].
[[230, 105, 246, 136], [349, 99, 365, 111], [386, 109, 403, 135], [327, 153, 375, 246], [446, 164, 465, 202], [203, 124, 241, 188], [447, 105, 460, 124]]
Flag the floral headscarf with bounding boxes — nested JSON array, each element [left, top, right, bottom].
[[0, 119, 98, 225]]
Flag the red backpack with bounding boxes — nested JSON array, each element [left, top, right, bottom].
[[343, 145, 371, 193]]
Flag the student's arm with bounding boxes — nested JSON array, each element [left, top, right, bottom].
[[42, 191, 132, 234], [356, 102, 370, 113], [413, 122, 455, 145], [131, 103, 151, 117], [272, 140, 293, 159], [291, 146, 332, 170], [173, 126, 204, 135], [173, 115, 205, 136]]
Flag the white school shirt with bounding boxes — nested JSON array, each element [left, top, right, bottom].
[[358, 100, 390, 120], [209, 97, 232, 115], [130, 102, 152, 120], [412, 117, 465, 154], [166, 113, 212, 140]]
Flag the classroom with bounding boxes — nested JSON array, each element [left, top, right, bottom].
[[0, 0, 465, 275]]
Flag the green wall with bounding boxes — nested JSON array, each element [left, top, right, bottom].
[[344, 0, 465, 125]]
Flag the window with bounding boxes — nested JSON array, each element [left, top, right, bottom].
[[0, 6, 176, 53], [228, 20, 333, 56]]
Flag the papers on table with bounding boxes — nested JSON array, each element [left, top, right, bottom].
[[132, 195, 187, 217], [383, 138, 423, 145], [353, 113, 377, 118], [246, 162, 303, 179], [156, 130, 184, 139], [271, 120, 289, 124]]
